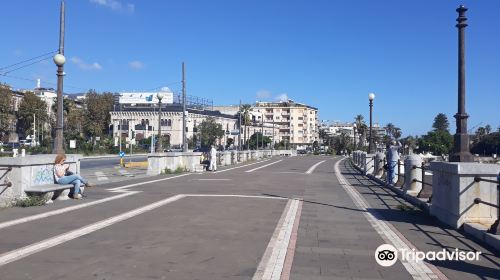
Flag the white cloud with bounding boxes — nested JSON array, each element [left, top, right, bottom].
[[256, 89, 271, 100], [70, 57, 102, 71], [90, 0, 135, 13], [275, 93, 289, 102], [129, 60, 144, 69]]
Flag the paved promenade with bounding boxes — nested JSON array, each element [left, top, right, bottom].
[[0, 156, 498, 279]]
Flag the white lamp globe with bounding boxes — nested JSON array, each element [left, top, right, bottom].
[[157, 91, 165, 100], [368, 92, 375, 101], [53, 54, 66, 66]]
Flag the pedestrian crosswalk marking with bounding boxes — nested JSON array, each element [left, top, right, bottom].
[[95, 171, 109, 181]]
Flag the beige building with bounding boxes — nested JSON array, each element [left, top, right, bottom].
[[110, 106, 238, 148], [252, 100, 319, 147]]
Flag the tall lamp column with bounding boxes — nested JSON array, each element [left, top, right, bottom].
[[156, 91, 165, 153], [450, 5, 474, 162], [368, 93, 375, 154], [53, 0, 66, 154]]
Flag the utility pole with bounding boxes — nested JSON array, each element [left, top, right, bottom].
[[182, 62, 188, 152], [33, 113, 36, 147], [53, 0, 66, 154], [238, 100, 242, 150]]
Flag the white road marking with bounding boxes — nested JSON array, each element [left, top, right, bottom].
[[0, 193, 292, 267], [107, 173, 191, 191], [245, 160, 283, 173], [95, 171, 109, 181], [214, 159, 270, 174], [184, 194, 288, 200], [305, 160, 326, 174], [334, 159, 443, 280], [0, 190, 140, 230], [0, 194, 186, 267], [197, 179, 231, 181], [253, 199, 301, 280]]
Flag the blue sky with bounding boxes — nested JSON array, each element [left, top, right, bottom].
[[1, 0, 498, 136]]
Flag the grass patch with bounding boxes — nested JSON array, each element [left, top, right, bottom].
[[396, 203, 420, 213], [163, 165, 186, 175], [15, 196, 47, 207]]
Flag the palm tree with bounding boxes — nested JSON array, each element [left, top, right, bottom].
[[238, 104, 252, 149], [385, 123, 395, 139], [354, 115, 367, 149]]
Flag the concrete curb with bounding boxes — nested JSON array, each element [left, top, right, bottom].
[[463, 223, 500, 253], [82, 154, 148, 160]]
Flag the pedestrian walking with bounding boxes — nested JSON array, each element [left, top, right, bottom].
[[209, 145, 217, 171], [54, 154, 93, 199], [386, 140, 402, 185]]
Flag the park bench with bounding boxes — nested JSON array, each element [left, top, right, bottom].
[[24, 183, 76, 202]]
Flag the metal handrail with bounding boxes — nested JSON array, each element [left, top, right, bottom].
[[0, 167, 13, 194]]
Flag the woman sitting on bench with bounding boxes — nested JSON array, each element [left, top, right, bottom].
[[54, 154, 93, 199]]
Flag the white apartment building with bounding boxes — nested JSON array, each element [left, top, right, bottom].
[[252, 100, 319, 147]]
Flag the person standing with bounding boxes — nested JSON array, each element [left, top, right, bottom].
[[54, 154, 93, 199], [386, 140, 402, 185], [209, 145, 217, 171]]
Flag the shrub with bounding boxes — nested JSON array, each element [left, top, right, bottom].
[[16, 196, 47, 207]]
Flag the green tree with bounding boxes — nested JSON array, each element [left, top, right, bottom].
[[354, 114, 367, 149], [417, 130, 453, 155], [485, 124, 492, 134], [17, 91, 48, 137], [0, 84, 13, 140], [84, 91, 115, 139], [471, 132, 500, 156], [199, 117, 224, 147], [432, 113, 449, 132], [248, 132, 271, 149], [333, 131, 352, 154]]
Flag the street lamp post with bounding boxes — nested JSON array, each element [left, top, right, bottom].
[[53, 0, 66, 154], [156, 91, 165, 153], [368, 93, 375, 154], [450, 5, 474, 162]]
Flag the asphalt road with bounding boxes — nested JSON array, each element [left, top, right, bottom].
[[80, 155, 148, 169], [0, 156, 497, 280]]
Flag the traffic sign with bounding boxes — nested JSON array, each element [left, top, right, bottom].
[[119, 151, 125, 158]]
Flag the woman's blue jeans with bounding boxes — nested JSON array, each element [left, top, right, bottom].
[[387, 160, 397, 185], [57, 174, 87, 196]]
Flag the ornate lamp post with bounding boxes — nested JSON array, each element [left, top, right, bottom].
[[368, 93, 375, 154], [53, 0, 66, 154], [156, 90, 166, 153], [450, 5, 474, 162]]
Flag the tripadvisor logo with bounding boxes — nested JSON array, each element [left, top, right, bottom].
[[375, 244, 481, 267]]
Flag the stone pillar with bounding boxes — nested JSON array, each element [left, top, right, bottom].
[[223, 151, 231, 166], [430, 162, 499, 229], [374, 152, 385, 178], [404, 154, 422, 196], [231, 151, 236, 165], [364, 153, 374, 175]]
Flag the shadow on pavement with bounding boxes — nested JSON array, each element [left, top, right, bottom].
[[261, 193, 367, 213]]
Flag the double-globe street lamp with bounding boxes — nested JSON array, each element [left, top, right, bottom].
[[368, 92, 375, 154], [156, 90, 166, 153]]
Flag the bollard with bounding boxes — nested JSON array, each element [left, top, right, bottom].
[[364, 152, 375, 175], [21, 149, 26, 157], [13, 149, 18, 158], [404, 154, 422, 196], [374, 152, 385, 178]]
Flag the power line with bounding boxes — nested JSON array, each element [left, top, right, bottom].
[[0, 50, 57, 71], [1, 56, 54, 75]]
